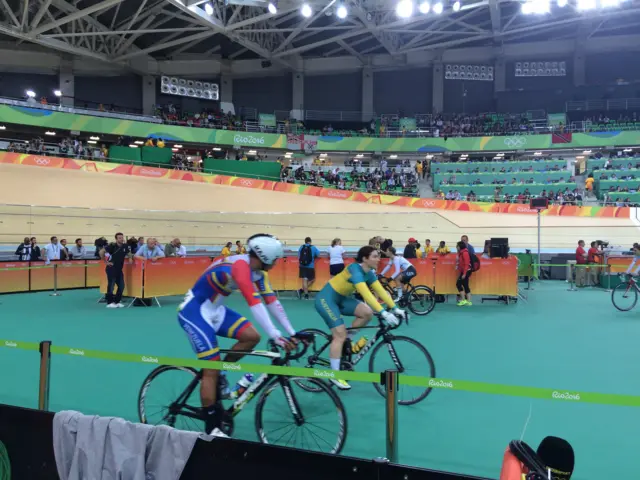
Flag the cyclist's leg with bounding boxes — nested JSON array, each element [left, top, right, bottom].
[[400, 267, 417, 300], [216, 306, 260, 362], [316, 289, 352, 389], [626, 258, 638, 275], [177, 302, 223, 432]]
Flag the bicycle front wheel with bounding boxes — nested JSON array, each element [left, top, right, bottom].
[[407, 285, 436, 316], [369, 336, 436, 405], [612, 282, 638, 311], [138, 365, 203, 432], [294, 328, 332, 393], [255, 377, 347, 454]]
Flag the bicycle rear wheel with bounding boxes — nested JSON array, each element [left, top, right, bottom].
[[612, 282, 638, 311], [407, 284, 436, 316], [255, 377, 347, 454], [369, 336, 436, 405], [138, 365, 203, 432]]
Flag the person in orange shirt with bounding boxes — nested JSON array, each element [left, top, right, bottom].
[[587, 241, 600, 286], [585, 174, 594, 197], [575, 240, 588, 287]]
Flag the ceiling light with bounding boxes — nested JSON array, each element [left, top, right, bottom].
[[25, 90, 36, 98], [301, 4, 312, 17], [90, 136, 99, 140], [204, 2, 214, 15], [576, 0, 596, 9], [534, 151, 542, 155], [0, 126, 6, 130], [45, 131, 55, 136], [172, 148, 179, 152], [87, 140, 97, 144], [268, 2, 277, 13], [320, 153, 327, 157], [583, 150, 592, 154], [557, 0, 567, 6], [134, 140, 144, 145], [396, 0, 414, 18], [174, 144, 183, 148], [389, 154, 398, 159], [600, 0, 620, 7], [248, 150, 257, 154], [419, 1, 430, 13], [213, 147, 222, 151], [433, 2, 443, 13], [452, 0, 461, 11], [129, 144, 139, 148], [356, 154, 364, 158], [336, 4, 348, 18], [54, 89, 62, 97]]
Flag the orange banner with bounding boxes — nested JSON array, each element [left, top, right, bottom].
[[0, 262, 29, 293], [143, 257, 212, 298], [606, 255, 634, 273], [86, 260, 102, 287], [0, 151, 629, 219]]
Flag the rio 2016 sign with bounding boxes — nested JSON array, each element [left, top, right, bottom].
[[233, 134, 266, 145]]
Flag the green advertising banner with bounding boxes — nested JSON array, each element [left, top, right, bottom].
[[2, 104, 640, 153], [0, 105, 287, 149]]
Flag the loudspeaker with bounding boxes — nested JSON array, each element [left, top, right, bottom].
[[490, 237, 509, 258]]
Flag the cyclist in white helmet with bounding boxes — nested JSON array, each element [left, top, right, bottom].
[[381, 246, 417, 301], [178, 234, 302, 436]]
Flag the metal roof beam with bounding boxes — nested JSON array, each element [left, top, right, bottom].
[[273, 1, 336, 53], [488, 0, 501, 35], [29, 0, 122, 36]]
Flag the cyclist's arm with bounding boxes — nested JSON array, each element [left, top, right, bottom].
[[230, 260, 282, 339], [370, 280, 397, 309], [380, 262, 391, 277], [390, 256, 402, 279], [256, 272, 296, 336]]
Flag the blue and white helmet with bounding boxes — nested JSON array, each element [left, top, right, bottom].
[[247, 234, 284, 265]]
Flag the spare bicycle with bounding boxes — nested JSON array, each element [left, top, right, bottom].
[[138, 338, 347, 454], [297, 313, 436, 405]]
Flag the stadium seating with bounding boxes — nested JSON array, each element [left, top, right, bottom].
[[588, 156, 640, 203]]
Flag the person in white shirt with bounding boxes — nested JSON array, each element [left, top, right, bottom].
[[177, 244, 187, 257], [328, 238, 346, 277], [381, 247, 417, 301], [44, 236, 62, 264]]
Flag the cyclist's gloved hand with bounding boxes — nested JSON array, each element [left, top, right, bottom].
[[391, 307, 407, 322], [274, 335, 297, 352], [381, 310, 400, 327]]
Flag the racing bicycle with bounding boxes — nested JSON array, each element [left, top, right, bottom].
[[138, 337, 347, 454], [296, 313, 436, 405], [612, 274, 640, 311], [378, 276, 436, 316]]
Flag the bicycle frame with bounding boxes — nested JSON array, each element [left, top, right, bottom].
[[166, 351, 306, 426]]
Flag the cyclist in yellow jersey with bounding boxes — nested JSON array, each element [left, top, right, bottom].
[[315, 245, 407, 390]]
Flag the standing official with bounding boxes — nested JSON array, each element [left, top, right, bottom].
[[100, 232, 132, 309]]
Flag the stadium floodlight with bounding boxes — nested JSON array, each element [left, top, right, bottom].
[[557, 0, 567, 6], [53, 89, 62, 97], [600, 0, 620, 7], [301, 3, 312, 17], [419, 1, 430, 13], [268, 2, 277, 13], [452, 0, 461, 11], [25, 89, 36, 98], [336, 4, 348, 18], [576, 0, 596, 9], [204, 2, 214, 15], [396, 0, 414, 18], [433, 2, 444, 13], [521, 0, 549, 14]]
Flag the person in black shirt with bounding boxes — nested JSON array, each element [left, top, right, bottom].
[[99, 232, 132, 308]]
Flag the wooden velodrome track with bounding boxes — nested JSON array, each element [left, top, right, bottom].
[[0, 163, 638, 249]]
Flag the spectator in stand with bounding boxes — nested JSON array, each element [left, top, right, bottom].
[[403, 238, 418, 259], [423, 239, 434, 255], [43, 236, 61, 264], [575, 240, 588, 287], [164, 238, 182, 257], [135, 238, 165, 261], [297, 237, 320, 300], [30, 237, 41, 261], [235, 240, 246, 254], [59, 239, 70, 260], [437, 241, 450, 255], [221, 242, 233, 257], [176, 240, 187, 257], [68, 238, 87, 259], [15, 237, 32, 261]]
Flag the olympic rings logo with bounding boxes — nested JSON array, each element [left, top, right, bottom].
[[240, 179, 253, 186], [35, 158, 50, 165], [421, 200, 436, 207], [503, 137, 527, 148]]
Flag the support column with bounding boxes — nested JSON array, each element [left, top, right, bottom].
[[361, 66, 373, 122], [432, 61, 444, 114], [292, 72, 304, 121], [494, 57, 506, 94], [142, 75, 155, 116], [219, 74, 233, 114], [58, 58, 74, 107], [573, 48, 586, 87]]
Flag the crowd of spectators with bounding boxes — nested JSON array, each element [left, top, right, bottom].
[[6, 137, 109, 161], [436, 188, 584, 205], [154, 104, 241, 130]]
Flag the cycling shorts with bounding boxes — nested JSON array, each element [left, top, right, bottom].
[[178, 296, 251, 361], [400, 265, 417, 283], [315, 285, 361, 329]]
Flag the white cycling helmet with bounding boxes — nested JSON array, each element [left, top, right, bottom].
[[247, 234, 284, 266]]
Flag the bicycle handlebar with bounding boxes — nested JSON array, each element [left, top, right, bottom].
[[267, 332, 313, 362]]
